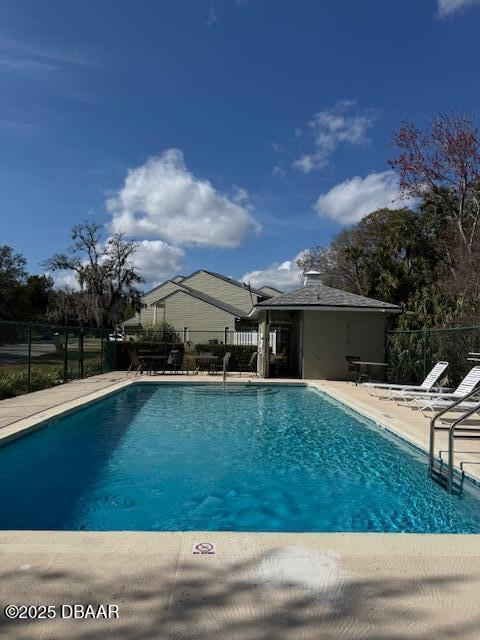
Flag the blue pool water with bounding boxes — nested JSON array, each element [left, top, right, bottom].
[[1, 383, 480, 532]]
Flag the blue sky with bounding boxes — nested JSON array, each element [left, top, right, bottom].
[[1, 0, 480, 290]]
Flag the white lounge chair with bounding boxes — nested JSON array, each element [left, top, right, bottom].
[[402, 366, 480, 412], [363, 361, 449, 399]]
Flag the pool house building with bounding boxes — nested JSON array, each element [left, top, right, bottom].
[[251, 271, 402, 379]]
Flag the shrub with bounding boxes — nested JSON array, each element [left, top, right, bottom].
[[0, 368, 63, 400], [136, 321, 180, 343]]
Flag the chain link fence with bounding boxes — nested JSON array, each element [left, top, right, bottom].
[[386, 325, 480, 387], [0, 324, 279, 398], [0, 320, 116, 399]]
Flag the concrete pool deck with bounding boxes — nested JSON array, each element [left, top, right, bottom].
[[1, 531, 480, 639], [0, 373, 480, 638]]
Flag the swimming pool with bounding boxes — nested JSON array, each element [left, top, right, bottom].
[[1, 383, 480, 532]]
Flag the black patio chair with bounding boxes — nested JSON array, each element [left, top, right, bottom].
[[240, 350, 258, 376], [128, 350, 143, 376], [346, 355, 360, 383], [138, 349, 154, 375], [167, 349, 183, 374], [196, 351, 216, 374]]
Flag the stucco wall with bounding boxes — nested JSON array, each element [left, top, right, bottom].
[[301, 310, 386, 380]]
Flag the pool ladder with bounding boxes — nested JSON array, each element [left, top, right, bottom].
[[222, 352, 231, 389], [429, 387, 480, 493]]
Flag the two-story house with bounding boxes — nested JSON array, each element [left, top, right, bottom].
[[123, 269, 283, 342]]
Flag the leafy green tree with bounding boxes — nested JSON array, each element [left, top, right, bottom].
[[18, 275, 54, 321], [299, 207, 441, 309], [0, 245, 27, 320]]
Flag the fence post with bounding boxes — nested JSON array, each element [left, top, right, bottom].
[[79, 325, 84, 379], [422, 329, 429, 380], [100, 328, 104, 374], [27, 322, 32, 392], [63, 326, 69, 384]]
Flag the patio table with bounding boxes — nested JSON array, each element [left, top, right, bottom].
[[352, 361, 388, 386], [194, 355, 219, 374], [138, 354, 167, 375]]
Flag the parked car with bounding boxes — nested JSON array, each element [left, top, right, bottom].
[[108, 328, 126, 342]]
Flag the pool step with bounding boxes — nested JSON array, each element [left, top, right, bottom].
[[430, 466, 463, 495]]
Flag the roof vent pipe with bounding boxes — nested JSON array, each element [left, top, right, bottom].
[[303, 270, 323, 286]]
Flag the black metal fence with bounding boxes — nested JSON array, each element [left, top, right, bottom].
[[0, 320, 115, 399], [118, 329, 267, 374], [386, 325, 480, 387]]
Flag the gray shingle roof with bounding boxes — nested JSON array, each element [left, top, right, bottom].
[[254, 284, 401, 311], [258, 285, 284, 296]]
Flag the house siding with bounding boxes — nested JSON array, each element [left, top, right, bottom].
[[139, 281, 180, 326], [142, 281, 180, 307], [182, 271, 258, 313], [163, 291, 236, 342]]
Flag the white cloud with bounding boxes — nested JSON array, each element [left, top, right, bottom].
[[107, 150, 260, 248], [0, 33, 97, 77], [437, 0, 480, 17], [293, 100, 377, 173], [206, 5, 218, 27], [242, 251, 306, 291], [131, 240, 184, 287], [314, 170, 414, 224], [272, 163, 285, 177], [292, 154, 315, 174], [232, 186, 249, 204], [49, 270, 80, 290]]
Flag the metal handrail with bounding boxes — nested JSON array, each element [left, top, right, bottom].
[[429, 385, 480, 489], [447, 402, 480, 492]]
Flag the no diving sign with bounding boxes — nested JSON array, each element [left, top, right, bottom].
[[192, 542, 216, 555]]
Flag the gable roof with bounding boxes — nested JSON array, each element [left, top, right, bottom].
[[254, 283, 401, 312], [184, 269, 266, 298], [155, 284, 248, 318], [141, 278, 180, 299], [258, 285, 284, 296]]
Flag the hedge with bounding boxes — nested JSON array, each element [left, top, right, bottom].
[[0, 368, 63, 400]]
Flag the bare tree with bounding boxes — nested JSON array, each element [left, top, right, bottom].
[[44, 222, 143, 327], [389, 113, 480, 254]]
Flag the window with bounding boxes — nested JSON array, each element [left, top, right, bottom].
[[183, 326, 190, 342]]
